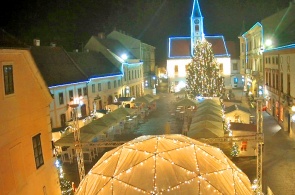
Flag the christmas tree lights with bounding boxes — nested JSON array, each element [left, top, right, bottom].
[[186, 39, 225, 98]]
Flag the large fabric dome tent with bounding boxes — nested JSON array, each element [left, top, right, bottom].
[[75, 134, 253, 195]]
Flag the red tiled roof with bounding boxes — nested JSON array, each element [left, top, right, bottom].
[[169, 38, 191, 57], [169, 36, 228, 58]]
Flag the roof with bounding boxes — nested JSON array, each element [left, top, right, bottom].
[[191, 0, 202, 18], [0, 28, 29, 49], [230, 122, 257, 132], [168, 36, 229, 58], [224, 104, 250, 114], [226, 41, 238, 59], [262, 2, 295, 48], [93, 37, 137, 59], [68, 51, 122, 79], [30, 46, 88, 87]]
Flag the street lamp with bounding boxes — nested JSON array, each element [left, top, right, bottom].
[[69, 103, 85, 182]]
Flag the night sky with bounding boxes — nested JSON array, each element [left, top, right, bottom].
[[0, 0, 292, 66]]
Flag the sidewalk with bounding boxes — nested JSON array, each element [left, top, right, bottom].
[[230, 88, 295, 195]]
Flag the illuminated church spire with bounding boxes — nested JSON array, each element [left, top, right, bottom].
[[191, 0, 204, 55]]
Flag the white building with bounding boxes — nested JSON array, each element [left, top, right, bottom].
[[166, 0, 236, 93], [107, 30, 156, 89]]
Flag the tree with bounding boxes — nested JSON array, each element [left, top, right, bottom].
[[186, 39, 224, 98]]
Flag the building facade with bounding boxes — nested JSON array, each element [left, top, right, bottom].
[[84, 35, 144, 99], [239, 1, 295, 137], [107, 30, 156, 89], [264, 45, 295, 138], [166, 0, 234, 93], [0, 31, 61, 194]]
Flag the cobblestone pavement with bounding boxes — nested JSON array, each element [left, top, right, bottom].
[[63, 89, 295, 194]]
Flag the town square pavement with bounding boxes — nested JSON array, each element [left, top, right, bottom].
[[63, 89, 295, 195]]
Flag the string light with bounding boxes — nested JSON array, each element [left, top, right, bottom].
[[75, 135, 253, 195]]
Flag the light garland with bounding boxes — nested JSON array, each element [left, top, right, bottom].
[[75, 135, 253, 194]]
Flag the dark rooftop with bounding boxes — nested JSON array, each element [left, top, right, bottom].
[[0, 28, 29, 49], [68, 51, 121, 79], [30, 46, 88, 87], [94, 37, 137, 59]]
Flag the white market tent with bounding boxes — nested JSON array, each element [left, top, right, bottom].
[[75, 134, 253, 195]]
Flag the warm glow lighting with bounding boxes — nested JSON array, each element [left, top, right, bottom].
[[121, 54, 128, 60], [265, 39, 272, 47]]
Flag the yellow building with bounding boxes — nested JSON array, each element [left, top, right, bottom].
[[0, 30, 61, 194]]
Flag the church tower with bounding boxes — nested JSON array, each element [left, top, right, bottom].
[[191, 0, 204, 55]]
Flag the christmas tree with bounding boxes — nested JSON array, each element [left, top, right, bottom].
[[55, 159, 74, 195], [186, 39, 225, 98]]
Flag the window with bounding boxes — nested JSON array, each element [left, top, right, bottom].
[[124, 71, 127, 81], [287, 74, 291, 96], [83, 87, 87, 96], [275, 74, 278, 90], [92, 84, 95, 93], [272, 73, 275, 88], [108, 81, 111, 89], [280, 73, 283, 92], [128, 71, 131, 80], [118, 79, 121, 87], [78, 88, 82, 96], [32, 134, 44, 169], [233, 63, 238, 70], [174, 65, 178, 74], [69, 90, 73, 101], [60, 114, 66, 127], [220, 64, 223, 72], [59, 93, 64, 105], [3, 65, 14, 95], [98, 83, 101, 91], [114, 80, 117, 88]]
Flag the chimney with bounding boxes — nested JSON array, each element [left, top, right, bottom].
[[98, 32, 105, 39], [33, 39, 40, 46]]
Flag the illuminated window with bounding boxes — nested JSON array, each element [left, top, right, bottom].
[[59, 92, 64, 105], [280, 106, 284, 122], [220, 64, 223, 72], [174, 65, 178, 74], [3, 65, 14, 95], [32, 134, 44, 169]]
